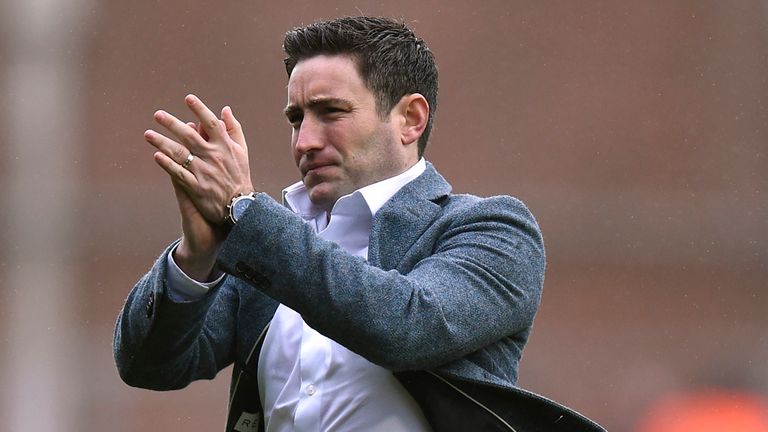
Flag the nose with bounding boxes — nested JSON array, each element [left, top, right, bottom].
[[293, 117, 323, 156]]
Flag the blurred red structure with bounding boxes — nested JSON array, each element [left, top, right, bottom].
[[1, 1, 767, 431], [636, 389, 768, 432]]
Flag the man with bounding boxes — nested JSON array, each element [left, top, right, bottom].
[[114, 16, 604, 432]]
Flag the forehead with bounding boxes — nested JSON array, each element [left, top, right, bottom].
[[287, 55, 372, 102]]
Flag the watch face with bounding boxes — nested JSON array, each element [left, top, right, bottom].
[[232, 196, 255, 221]]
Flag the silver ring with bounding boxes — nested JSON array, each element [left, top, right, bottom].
[[182, 153, 195, 169]]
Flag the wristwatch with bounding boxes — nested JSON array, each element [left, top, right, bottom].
[[225, 192, 257, 225]]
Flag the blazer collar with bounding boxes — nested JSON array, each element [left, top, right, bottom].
[[368, 162, 452, 270]]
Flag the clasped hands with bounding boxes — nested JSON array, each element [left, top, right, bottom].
[[145, 94, 254, 280]]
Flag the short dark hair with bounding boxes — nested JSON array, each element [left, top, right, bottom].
[[283, 16, 438, 157]]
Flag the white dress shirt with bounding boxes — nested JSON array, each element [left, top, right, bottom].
[[167, 159, 431, 431]]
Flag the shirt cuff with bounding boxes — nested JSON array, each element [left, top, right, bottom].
[[165, 244, 225, 302]]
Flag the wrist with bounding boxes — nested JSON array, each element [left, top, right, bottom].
[[174, 238, 222, 282]]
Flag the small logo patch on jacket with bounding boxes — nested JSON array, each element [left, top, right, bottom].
[[234, 412, 260, 432]]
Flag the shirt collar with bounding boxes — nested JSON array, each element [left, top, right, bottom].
[[283, 158, 427, 221]]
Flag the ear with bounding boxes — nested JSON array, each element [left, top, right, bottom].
[[395, 93, 429, 147]]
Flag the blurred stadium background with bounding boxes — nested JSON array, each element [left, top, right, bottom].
[[1, 1, 766, 430]]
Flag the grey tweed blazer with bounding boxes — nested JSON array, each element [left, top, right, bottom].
[[114, 163, 605, 431]]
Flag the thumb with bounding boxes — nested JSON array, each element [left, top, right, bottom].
[[171, 179, 198, 216], [221, 106, 246, 147]]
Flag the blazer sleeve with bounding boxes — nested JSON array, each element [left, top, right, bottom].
[[113, 241, 243, 390], [217, 192, 545, 372]]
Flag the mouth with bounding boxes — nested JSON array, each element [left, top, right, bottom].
[[301, 162, 334, 178]]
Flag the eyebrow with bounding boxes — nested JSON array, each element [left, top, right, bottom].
[[283, 97, 353, 117]]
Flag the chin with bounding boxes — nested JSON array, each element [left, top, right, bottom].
[[308, 186, 340, 211]]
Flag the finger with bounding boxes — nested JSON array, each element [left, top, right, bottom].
[[221, 106, 246, 147], [186, 121, 210, 141], [153, 151, 199, 188], [199, 122, 210, 141], [153, 109, 207, 152], [145, 129, 196, 168], [185, 94, 224, 140]]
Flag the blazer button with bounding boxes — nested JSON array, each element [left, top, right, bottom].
[[145, 294, 155, 318], [235, 262, 270, 288]]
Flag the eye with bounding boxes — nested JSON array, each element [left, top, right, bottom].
[[286, 113, 303, 128], [322, 106, 347, 118]]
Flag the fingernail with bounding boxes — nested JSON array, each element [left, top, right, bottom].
[[154, 110, 164, 120], [186, 94, 196, 105]]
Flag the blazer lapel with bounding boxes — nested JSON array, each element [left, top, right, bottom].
[[368, 163, 451, 271]]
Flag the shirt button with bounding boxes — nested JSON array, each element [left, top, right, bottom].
[[306, 385, 316, 396]]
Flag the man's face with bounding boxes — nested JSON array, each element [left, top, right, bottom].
[[285, 55, 410, 211]]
